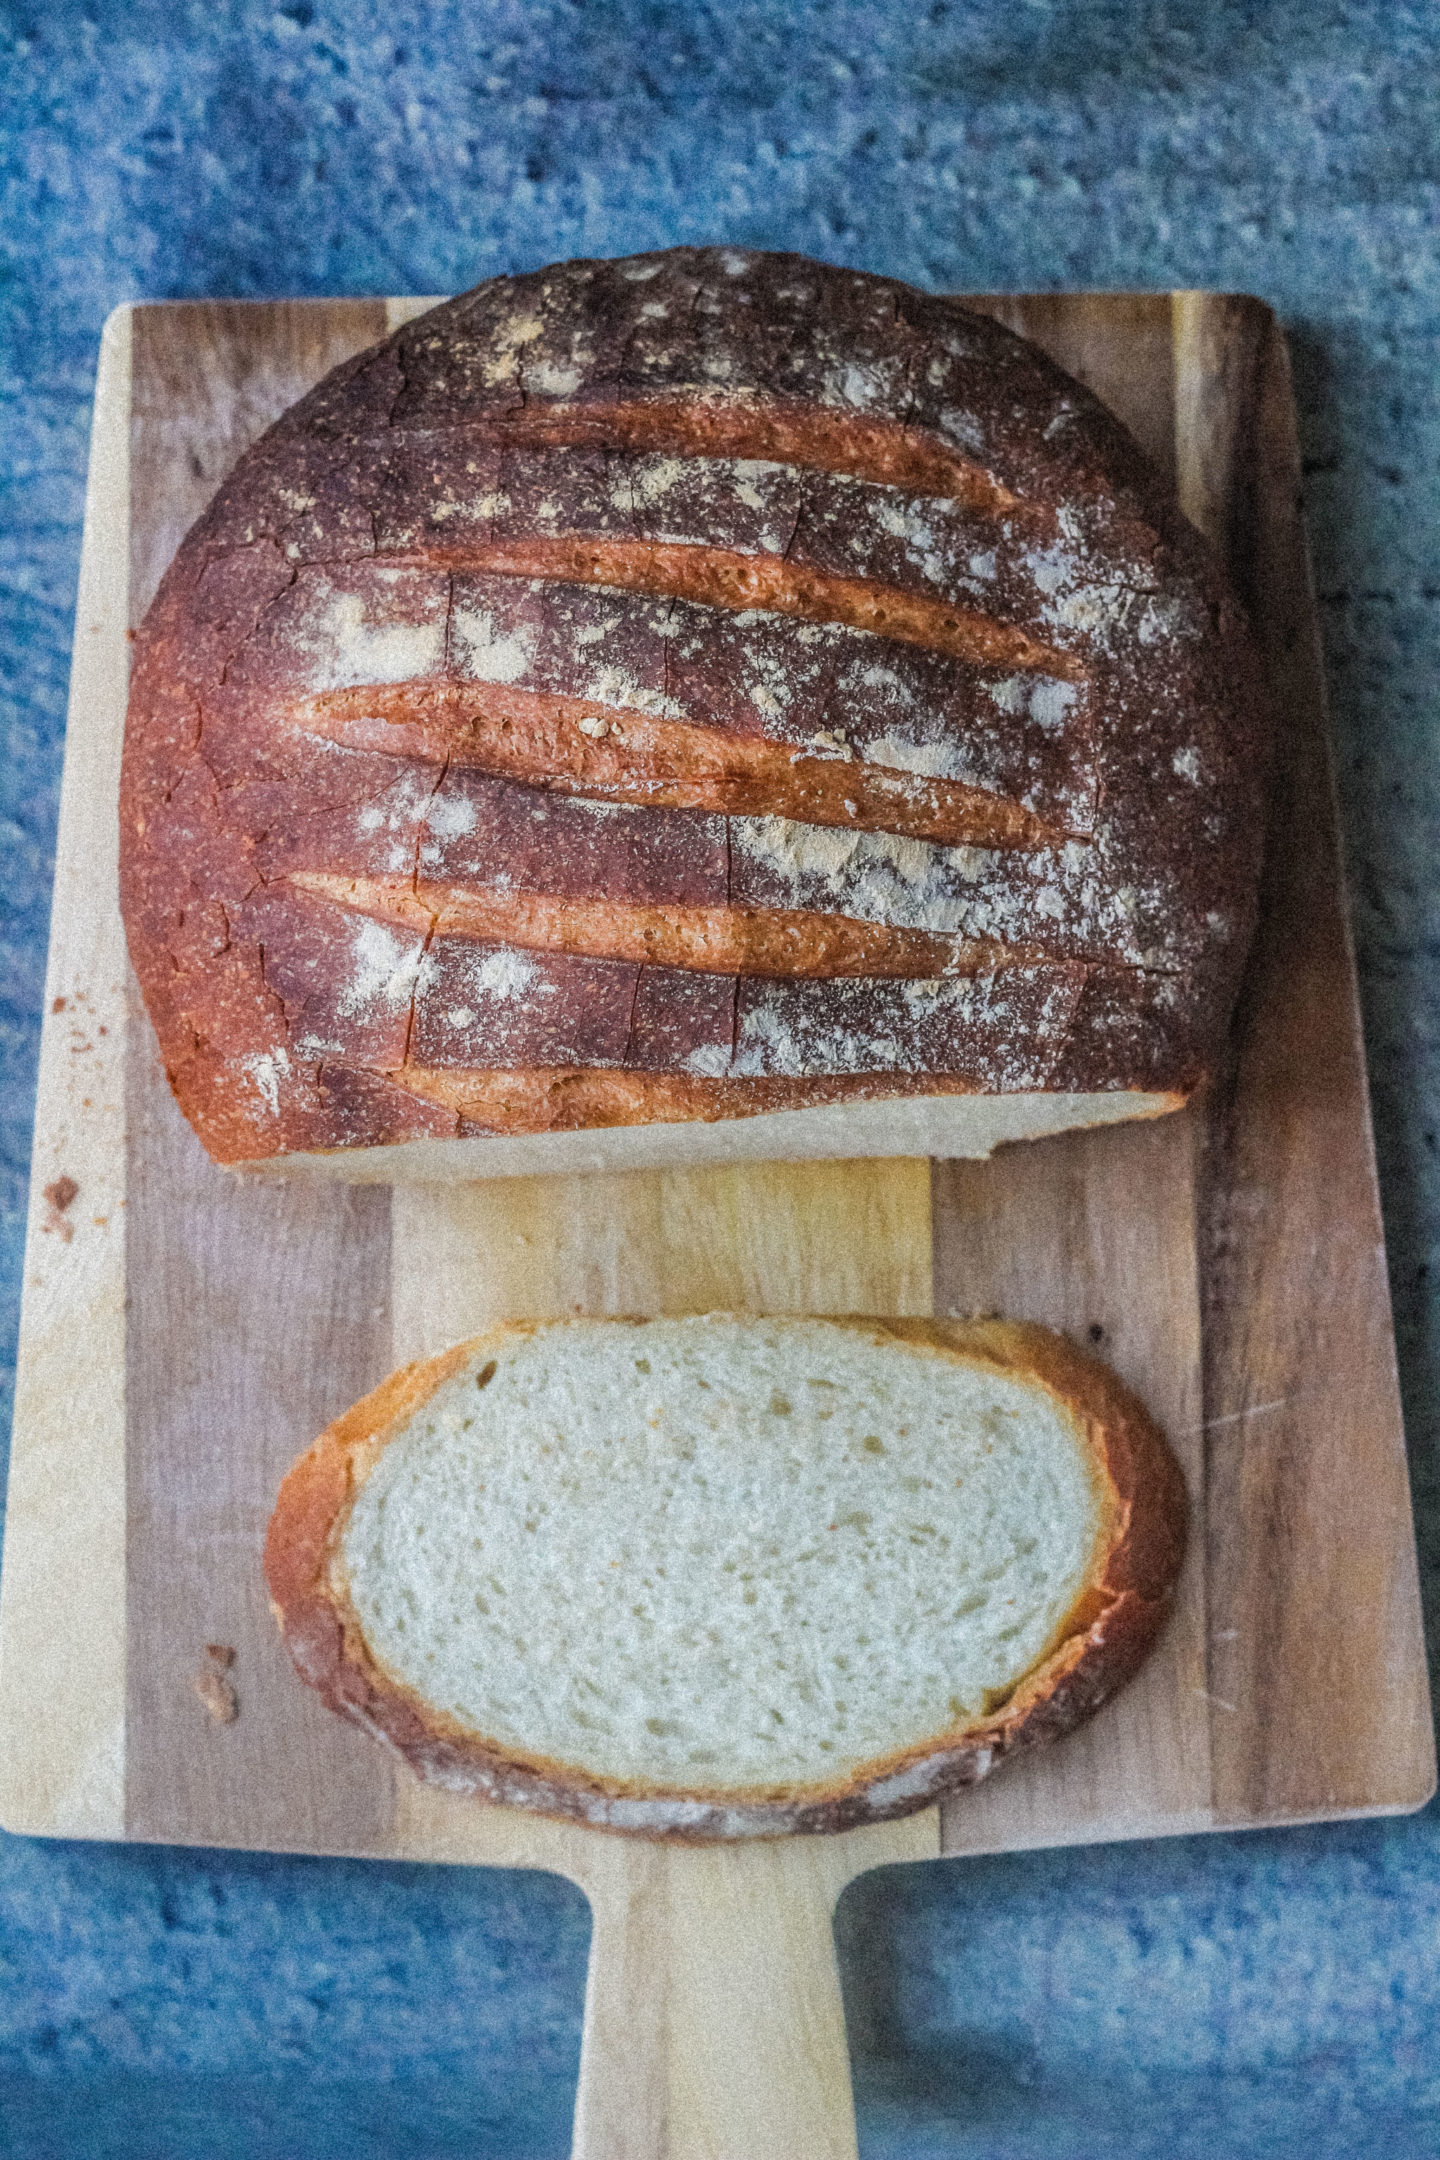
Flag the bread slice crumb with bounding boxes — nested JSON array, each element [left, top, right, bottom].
[[267, 1314, 1188, 1837]]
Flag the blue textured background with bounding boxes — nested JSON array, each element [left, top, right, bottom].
[[2, 4, 1439, 2154]]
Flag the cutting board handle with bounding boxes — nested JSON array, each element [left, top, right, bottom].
[[569, 1817, 937, 2160]]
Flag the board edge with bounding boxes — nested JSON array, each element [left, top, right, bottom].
[[0, 303, 133, 1841]]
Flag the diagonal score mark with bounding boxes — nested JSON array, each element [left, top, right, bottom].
[[289, 681, 1080, 853], [284, 870, 1063, 982], [379, 537, 1083, 679]]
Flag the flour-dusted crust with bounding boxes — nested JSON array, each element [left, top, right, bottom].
[[264, 1317, 1188, 1841], [122, 249, 1265, 1166]]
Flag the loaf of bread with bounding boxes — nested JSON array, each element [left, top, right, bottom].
[[265, 1314, 1187, 1839], [122, 250, 1265, 1175]]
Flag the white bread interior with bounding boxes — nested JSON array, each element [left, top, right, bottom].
[[333, 1315, 1110, 1793]]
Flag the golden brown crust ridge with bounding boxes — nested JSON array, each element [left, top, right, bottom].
[[292, 681, 1064, 849], [410, 391, 1023, 509], [288, 869, 1050, 981], [265, 1316, 1187, 1840], [384, 536, 1083, 676]]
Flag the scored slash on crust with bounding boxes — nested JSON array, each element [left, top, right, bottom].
[[291, 679, 1072, 851], [378, 537, 1085, 679], [286, 869, 1058, 981], [398, 392, 1028, 512]]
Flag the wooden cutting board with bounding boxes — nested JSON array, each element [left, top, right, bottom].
[[0, 288, 1431, 2159]]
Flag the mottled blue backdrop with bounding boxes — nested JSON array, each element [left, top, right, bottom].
[[2, 4, 1439, 2155]]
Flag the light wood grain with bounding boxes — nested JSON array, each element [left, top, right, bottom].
[[575, 1814, 941, 2160], [974, 291, 1179, 478], [0, 285, 1430, 2160], [390, 1156, 932, 1352], [0, 306, 132, 1839], [389, 1791, 937, 2160], [1178, 294, 1434, 1818], [124, 1028, 397, 1853]]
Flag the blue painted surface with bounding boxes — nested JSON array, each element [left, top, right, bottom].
[[2, 4, 1439, 2153]]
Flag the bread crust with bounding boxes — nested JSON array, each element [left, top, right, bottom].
[[121, 248, 1267, 1166], [265, 1316, 1188, 1840]]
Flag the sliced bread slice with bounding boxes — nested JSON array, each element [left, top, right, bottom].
[[265, 1314, 1186, 1840]]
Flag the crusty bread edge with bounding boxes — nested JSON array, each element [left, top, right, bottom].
[[264, 1316, 1188, 1841], [236, 1086, 1189, 1182]]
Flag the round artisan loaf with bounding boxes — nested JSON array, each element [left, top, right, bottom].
[[264, 1314, 1187, 1840], [121, 249, 1266, 1166]]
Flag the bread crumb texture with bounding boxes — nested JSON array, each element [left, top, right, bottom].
[[337, 1316, 1103, 1790]]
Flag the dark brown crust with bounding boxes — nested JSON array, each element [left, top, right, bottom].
[[121, 247, 1268, 1167], [264, 1316, 1188, 1840]]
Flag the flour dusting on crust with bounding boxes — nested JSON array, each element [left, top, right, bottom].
[[119, 247, 1267, 1166]]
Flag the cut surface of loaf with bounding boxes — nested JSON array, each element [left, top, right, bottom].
[[121, 250, 1267, 1174], [265, 1315, 1188, 1838]]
